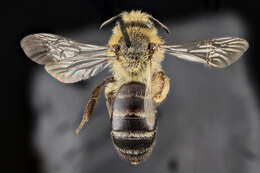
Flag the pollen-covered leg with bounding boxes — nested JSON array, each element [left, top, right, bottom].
[[152, 71, 170, 105], [104, 79, 121, 118], [105, 91, 115, 118], [75, 77, 114, 135]]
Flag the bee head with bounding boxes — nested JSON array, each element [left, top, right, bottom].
[[112, 21, 158, 61], [100, 11, 168, 60], [116, 32, 151, 60]]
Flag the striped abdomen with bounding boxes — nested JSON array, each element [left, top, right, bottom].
[[110, 82, 157, 165]]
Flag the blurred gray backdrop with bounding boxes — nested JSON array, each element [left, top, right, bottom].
[[29, 13, 259, 173]]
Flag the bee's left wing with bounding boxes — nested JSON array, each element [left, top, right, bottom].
[[144, 60, 155, 126], [161, 37, 249, 68], [21, 33, 114, 83]]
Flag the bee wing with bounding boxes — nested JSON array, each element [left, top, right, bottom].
[[21, 33, 114, 83], [161, 37, 249, 68], [144, 60, 155, 126]]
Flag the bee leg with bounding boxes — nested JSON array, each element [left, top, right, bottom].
[[152, 71, 170, 106], [104, 80, 119, 119], [105, 91, 115, 119], [75, 77, 115, 135]]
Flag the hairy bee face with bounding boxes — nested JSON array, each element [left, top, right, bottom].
[[118, 33, 150, 60], [111, 30, 158, 75]]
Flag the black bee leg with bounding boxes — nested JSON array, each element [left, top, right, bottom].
[[75, 77, 115, 135]]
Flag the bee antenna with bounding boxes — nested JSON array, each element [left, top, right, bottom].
[[149, 16, 170, 34], [118, 19, 131, 48], [99, 14, 122, 30], [99, 13, 131, 48]]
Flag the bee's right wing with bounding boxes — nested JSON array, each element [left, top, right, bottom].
[[161, 37, 249, 68], [21, 33, 114, 83]]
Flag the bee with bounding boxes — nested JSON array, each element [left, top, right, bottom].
[[20, 10, 249, 165]]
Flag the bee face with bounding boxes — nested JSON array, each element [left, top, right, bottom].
[[110, 26, 162, 75], [118, 33, 150, 60]]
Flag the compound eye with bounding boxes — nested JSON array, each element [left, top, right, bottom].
[[148, 43, 156, 51], [113, 44, 120, 53]]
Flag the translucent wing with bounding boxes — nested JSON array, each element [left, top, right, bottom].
[[161, 37, 249, 68], [21, 33, 114, 83], [144, 60, 155, 126]]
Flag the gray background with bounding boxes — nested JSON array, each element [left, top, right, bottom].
[[30, 13, 259, 173]]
